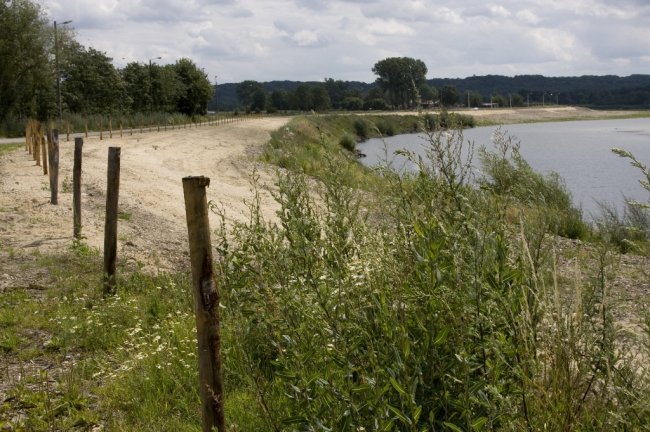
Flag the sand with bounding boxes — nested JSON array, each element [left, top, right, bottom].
[[0, 117, 290, 279]]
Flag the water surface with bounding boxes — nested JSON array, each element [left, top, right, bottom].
[[358, 118, 650, 217]]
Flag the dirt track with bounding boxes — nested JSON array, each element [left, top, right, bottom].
[[0, 118, 289, 283]]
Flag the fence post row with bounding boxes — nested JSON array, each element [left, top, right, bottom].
[[103, 147, 121, 297], [73, 138, 83, 239], [182, 176, 225, 432]]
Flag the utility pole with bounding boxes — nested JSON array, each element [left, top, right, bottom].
[[54, 20, 72, 123], [149, 57, 161, 114], [215, 76, 219, 114]]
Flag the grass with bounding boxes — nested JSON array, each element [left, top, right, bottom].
[[472, 108, 650, 127], [3, 112, 650, 430], [0, 143, 23, 158]]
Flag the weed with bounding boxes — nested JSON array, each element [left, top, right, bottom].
[[117, 212, 132, 222]]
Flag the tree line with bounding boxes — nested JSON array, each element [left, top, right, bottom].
[[1, 0, 213, 125]]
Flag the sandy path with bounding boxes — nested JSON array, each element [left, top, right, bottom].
[[0, 118, 289, 279]]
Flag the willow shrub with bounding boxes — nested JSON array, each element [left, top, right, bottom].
[[215, 122, 650, 430]]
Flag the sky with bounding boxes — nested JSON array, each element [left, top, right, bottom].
[[42, 0, 650, 84]]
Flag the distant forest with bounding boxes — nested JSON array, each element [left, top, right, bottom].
[[212, 74, 650, 111]]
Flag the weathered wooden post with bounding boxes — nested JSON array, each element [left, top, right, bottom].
[[120, 120, 123, 138], [49, 129, 60, 205], [109, 119, 113, 139], [34, 124, 41, 166], [182, 176, 225, 432], [100, 120, 103, 140], [41, 136, 48, 175], [66, 121, 70, 142], [85, 120, 89, 138], [103, 147, 121, 296], [26, 121, 31, 153], [73, 138, 83, 238]]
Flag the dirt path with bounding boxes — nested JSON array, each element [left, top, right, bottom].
[[0, 118, 289, 284]]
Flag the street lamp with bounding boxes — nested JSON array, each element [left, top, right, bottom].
[[215, 76, 219, 114], [149, 57, 161, 114], [54, 20, 73, 122]]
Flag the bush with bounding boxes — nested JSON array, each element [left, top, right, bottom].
[[339, 133, 356, 151], [375, 119, 395, 136], [479, 129, 589, 239], [353, 117, 369, 139], [266, 106, 278, 114]]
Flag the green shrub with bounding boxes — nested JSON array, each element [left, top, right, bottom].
[[339, 133, 356, 151], [353, 117, 369, 139], [266, 106, 278, 114], [375, 119, 395, 136]]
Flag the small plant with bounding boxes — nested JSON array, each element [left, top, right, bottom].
[[338, 134, 356, 152], [117, 212, 132, 222], [62, 176, 72, 193]]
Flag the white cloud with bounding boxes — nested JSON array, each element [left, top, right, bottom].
[[41, 0, 650, 82]]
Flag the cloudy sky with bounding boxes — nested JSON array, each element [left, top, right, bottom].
[[43, 0, 650, 84]]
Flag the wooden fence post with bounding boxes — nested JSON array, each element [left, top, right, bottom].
[[41, 136, 48, 175], [100, 120, 103, 140], [120, 120, 123, 138], [182, 176, 225, 432], [67, 121, 70, 142], [49, 129, 59, 205], [26, 121, 31, 153], [34, 124, 41, 166], [85, 120, 88, 138], [103, 147, 121, 296], [130, 122, 133, 136], [109, 119, 113, 139], [73, 138, 83, 238]]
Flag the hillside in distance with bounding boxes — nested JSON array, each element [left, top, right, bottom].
[[212, 74, 650, 111]]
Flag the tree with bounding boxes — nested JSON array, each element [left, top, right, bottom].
[[492, 93, 507, 108], [174, 58, 213, 116], [0, 0, 53, 121], [250, 88, 267, 111], [310, 85, 330, 111], [440, 85, 460, 107], [270, 89, 288, 110], [419, 84, 438, 103], [463, 90, 482, 107], [236, 80, 264, 107], [61, 44, 128, 115], [372, 57, 427, 109], [341, 97, 364, 111], [511, 94, 524, 107], [324, 78, 348, 109], [291, 84, 311, 111]]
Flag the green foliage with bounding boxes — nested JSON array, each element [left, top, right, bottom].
[[424, 109, 476, 130], [353, 117, 369, 138], [339, 133, 356, 151], [235, 80, 264, 107], [173, 58, 213, 116], [62, 45, 129, 115], [372, 57, 428, 108], [250, 88, 267, 111], [440, 85, 460, 106], [0, 0, 53, 122], [478, 129, 590, 239]]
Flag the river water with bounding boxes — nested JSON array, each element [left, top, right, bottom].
[[357, 118, 650, 217]]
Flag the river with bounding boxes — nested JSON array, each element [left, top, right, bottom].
[[357, 118, 650, 217]]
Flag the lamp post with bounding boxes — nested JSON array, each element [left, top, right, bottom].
[[149, 57, 161, 114], [54, 20, 72, 123], [214, 76, 219, 114]]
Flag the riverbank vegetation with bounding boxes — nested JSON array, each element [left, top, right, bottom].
[[4, 113, 650, 429]]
